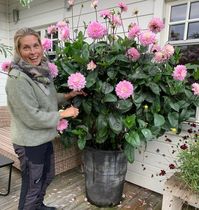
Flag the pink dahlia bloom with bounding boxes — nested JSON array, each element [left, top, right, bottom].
[[127, 47, 140, 61], [67, 72, 86, 91], [57, 119, 69, 132], [47, 25, 57, 34], [56, 21, 68, 30], [68, 0, 74, 6], [115, 80, 134, 100], [48, 62, 58, 78], [148, 17, 164, 33], [128, 23, 140, 39], [154, 51, 165, 63], [118, 2, 128, 12], [162, 44, 174, 59], [41, 38, 52, 51], [91, 0, 98, 8], [111, 15, 122, 26], [100, 10, 111, 19], [87, 21, 107, 40], [192, 83, 199, 95], [87, 60, 97, 71], [150, 44, 161, 53], [60, 26, 70, 41], [172, 65, 187, 81], [139, 31, 156, 46], [1, 60, 11, 72]]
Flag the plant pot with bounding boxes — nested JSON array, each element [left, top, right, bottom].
[[82, 147, 127, 207]]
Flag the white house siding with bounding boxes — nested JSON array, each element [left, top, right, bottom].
[[0, 0, 11, 106]]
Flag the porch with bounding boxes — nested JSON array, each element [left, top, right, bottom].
[[0, 166, 196, 210]]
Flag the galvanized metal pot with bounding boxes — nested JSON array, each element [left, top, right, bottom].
[[82, 147, 127, 207]]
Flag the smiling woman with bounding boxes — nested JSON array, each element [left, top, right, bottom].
[[5, 27, 84, 210]]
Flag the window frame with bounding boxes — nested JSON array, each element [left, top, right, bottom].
[[165, 0, 199, 45]]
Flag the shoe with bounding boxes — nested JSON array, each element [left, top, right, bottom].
[[36, 203, 56, 210]]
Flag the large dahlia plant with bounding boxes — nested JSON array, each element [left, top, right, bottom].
[[42, 1, 199, 162]]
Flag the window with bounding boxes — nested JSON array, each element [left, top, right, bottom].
[[166, 0, 199, 64], [36, 27, 58, 61]]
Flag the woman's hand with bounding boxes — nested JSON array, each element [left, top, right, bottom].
[[64, 90, 87, 100], [59, 105, 79, 119]]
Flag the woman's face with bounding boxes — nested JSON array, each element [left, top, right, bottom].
[[19, 35, 43, 66]]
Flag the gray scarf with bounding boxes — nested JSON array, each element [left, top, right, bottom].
[[11, 56, 52, 95]]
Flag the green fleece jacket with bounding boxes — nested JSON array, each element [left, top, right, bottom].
[[6, 69, 65, 146]]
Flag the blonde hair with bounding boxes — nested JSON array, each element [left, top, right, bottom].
[[14, 27, 41, 58]]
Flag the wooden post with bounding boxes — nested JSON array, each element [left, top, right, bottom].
[[162, 174, 199, 210], [162, 192, 183, 210], [196, 106, 199, 122]]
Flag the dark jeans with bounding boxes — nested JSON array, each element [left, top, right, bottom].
[[13, 142, 55, 210]]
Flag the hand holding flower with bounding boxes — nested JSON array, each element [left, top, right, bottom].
[[59, 105, 79, 118]]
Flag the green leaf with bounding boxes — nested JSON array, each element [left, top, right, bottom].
[[96, 128, 108, 143], [137, 119, 147, 128], [125, 131, 140, 147], [82, 100, 92, 114], [169, 101, 180, 112], [86, 70, 98, 88], [108, 113, 123, 134], [61, 62, 76, 74], [103, 93, 117, 102], [77, 138, 86, 150], [82, 44, 89, 61], [148, 82, 160, 95], [168, 112, 179, 128], [123, 115, 136, 129], [101, 82, 114, 94], [96, 114, 108, 131], [141, 129, 153, 140], [154, 113, 165, 127], [116, 100, 133, 113], [124, 143, 134, 163]]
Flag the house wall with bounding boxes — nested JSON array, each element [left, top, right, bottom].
[[0, 0, 11, 105]]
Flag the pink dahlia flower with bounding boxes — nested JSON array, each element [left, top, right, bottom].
[[111, 15, 122, 26], [47, 25, 57, 34], [91, 0, 98, 8], [150, 44, 161, 53], [139, 31, 156, 46], [67, 72, 86, 91], [48, 62, 58, 78], [162, 44, 174, 59], [56, 21, 68, 30], [115, 80, 134, 100], [128, 23, 140, 39], [1, 60, 11, 72], [154, 51, 165, 63], [148, 17, 164, 33], [57, 119, 69, 132], [192, 83, 199, 95], [41, 38, 52, 51], [68, 0, 74, 6], [60, 26, 70, 41], [172, 65, 187, 81], [118, 2, 128, 12], [87, 60, 97, 71], [100, 10, 111, 19], [127, 47, 140, 61], [87, 21, 107, 40]]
